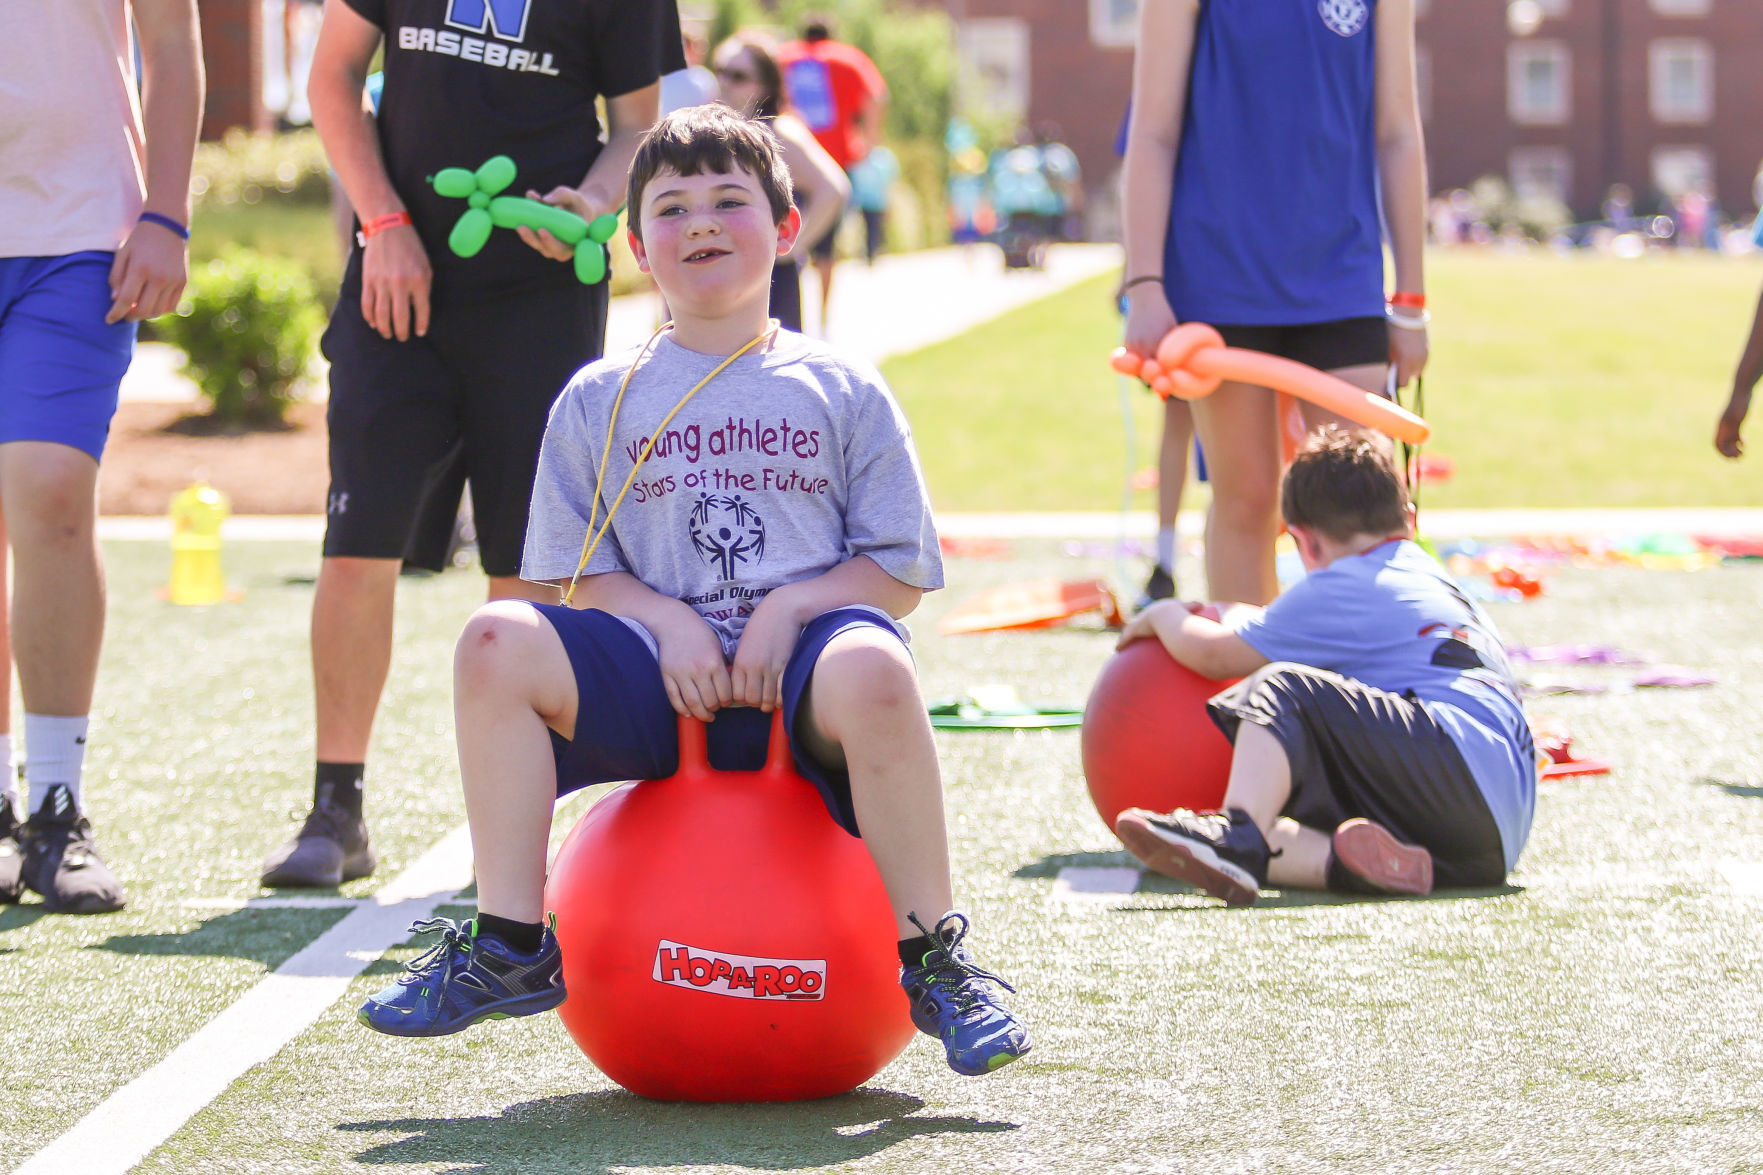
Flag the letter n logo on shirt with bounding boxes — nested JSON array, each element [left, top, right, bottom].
[[445, 0, 531, 42]]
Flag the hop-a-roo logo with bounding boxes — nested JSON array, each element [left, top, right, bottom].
[[1318, 0, 1369, 37], [653, 940, 826, 1001]]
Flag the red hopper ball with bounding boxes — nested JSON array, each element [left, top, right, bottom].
[[1082, 636, 1239, 832], [545, 714, 914, 1101]]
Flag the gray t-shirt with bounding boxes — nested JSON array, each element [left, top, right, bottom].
[[523, 329, 944, 657]]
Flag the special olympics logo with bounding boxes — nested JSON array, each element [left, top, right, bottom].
[[1318, 0, 1369, 37], [689, 493, 766, 580]]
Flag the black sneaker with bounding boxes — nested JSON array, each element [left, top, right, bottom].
[[1331, 818, 1433, 896], [358, 916, 566, 1036], [0, 797, 24, 903], [1114, 807, 1271, 906], [20, 785, 128, 914], [1135, 564, 1177, 612], [260, 783, 376, 888]]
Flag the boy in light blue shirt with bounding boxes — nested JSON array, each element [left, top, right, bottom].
[[1114, 427, 1537, 905]]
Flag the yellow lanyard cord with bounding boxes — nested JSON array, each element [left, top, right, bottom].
[[562, 319, 779, 605]]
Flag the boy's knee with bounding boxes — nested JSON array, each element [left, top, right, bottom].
[[455, 602, 548, 691], [813, 631, 917, 716]]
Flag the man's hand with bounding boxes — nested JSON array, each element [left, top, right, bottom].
[[1389, 319, 1429, 388], [1716, 390, 1750, 459], [516, 186, 599, 262], [360, 224, 432, 341], [654, 612, 733, 722], [730, 593, 804, 712], [1122, 284, 1177, 367], [107, 219, 189, 323]]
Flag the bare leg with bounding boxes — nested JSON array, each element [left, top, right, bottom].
[[1157, 399, 1193, 533], [311, 556, 401, 762], [452, 602, 577, 923], [0, 504, 10, 739], [1190, 383, 1284, 605], [487, 575, 558, 605], [812, 253, 836, 335], [1222, 723, 1330, 889], [0, 443, 104, 716], [796, 628, 953, 937]]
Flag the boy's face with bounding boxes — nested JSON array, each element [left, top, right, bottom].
[[630, 165, 800, 320]]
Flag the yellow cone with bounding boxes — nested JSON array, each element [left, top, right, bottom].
[[168, 483, 230, 606]]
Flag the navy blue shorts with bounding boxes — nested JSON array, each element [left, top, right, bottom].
[[528, 603, 906, 837], [0, 252, 136, 460]]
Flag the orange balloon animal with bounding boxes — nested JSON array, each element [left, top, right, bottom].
[[1110, 323, 1430, 444]]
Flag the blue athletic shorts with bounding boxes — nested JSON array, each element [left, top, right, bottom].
[[529, 603, 907, 837], [0, 252, 137, 461]]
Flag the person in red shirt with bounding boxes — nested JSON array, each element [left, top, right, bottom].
[[776, 17, 887, 332]]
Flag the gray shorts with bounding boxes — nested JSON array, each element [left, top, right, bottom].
[[1207, 663, 1507, 887]]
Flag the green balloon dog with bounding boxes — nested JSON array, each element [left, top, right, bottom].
[[429, 156, 620, 285]]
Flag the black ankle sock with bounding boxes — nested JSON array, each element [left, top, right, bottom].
[[475, 913, 544, 955], [315, 762, 365, 818], [1325, 849, 1380, 895], [898, 934, 934, 969]]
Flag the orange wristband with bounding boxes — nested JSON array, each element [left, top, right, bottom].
[[356, 211, 413, 246], [1387, 291, 1426, 309]]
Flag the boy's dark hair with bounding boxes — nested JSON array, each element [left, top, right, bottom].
[[1281, 425, 1410, 543], [801, 15, 834, 42], [626, 105, 795, 243]]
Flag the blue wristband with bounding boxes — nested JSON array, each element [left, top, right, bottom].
[[138, 211, 190, 240]]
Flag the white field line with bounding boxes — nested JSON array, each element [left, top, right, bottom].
[[12, 824, 473, 1175]]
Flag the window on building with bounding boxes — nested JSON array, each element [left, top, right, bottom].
[[1508, 42, 1569, 125], [1649, 39, 1712, 123], [1090, 0, 1139, 48], [958, 18, 1030, 123], [1650, 0, 1711, 15], [1650, 145, 1713, 200], [1510, 147, 1572, 204]]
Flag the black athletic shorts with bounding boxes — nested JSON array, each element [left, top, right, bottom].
[[1207, 662, 1508, 888], [808, 223, 837, 263], [769, 257, 803, 332], [320, 280, 606, 577], [1214, 316, 1388, 372]]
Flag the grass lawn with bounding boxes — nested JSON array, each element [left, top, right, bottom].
[[5, 538, 1763, 1171], [883, 248, 1763, 512]]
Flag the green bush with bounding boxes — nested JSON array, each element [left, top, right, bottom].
[[156, 248, 325, 427], [191, 129, 333, 209]]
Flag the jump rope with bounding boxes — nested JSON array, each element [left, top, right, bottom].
[[561, 319, 781, 607]]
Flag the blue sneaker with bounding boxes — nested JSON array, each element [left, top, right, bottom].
[[358, 915, 565, 1037], [1115, 806, 1271, 906], [899, 911, 1031, 1076]]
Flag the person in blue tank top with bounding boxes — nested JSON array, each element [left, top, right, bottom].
[[1120, 0, 1431, 606]]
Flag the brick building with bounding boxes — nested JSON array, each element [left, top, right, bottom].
[[937, 0, 1763, 227]]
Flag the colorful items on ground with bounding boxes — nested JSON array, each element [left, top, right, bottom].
[[937, 578, 1124, 635]]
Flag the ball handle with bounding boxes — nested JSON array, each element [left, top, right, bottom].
[[674, 711, 794, 779]]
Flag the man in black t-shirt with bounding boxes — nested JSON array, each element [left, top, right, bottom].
[[261, 0, 684, 888]]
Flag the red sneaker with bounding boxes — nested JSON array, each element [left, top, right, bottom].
[[1332, 819, 1433, 897]]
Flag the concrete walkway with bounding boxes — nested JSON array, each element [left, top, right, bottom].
[[118, 243, 1122, 403]]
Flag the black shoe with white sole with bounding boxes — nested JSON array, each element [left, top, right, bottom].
[[1114, 806, 1272, 906]]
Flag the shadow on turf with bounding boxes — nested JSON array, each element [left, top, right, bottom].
[[341, 1088, 1017, 1172], [1012, 850, 1521, 909], [91, 905, 354, 968], [1701, 777, 1763, 799]]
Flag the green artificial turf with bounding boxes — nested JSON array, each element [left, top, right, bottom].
[[883, 249, 1763, 512], [5, 538, 1763, 1171]]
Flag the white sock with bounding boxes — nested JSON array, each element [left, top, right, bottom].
[[24, 714, 88, 815], [1156, 526, 1178, 575], [0, 734, 16, 807]]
